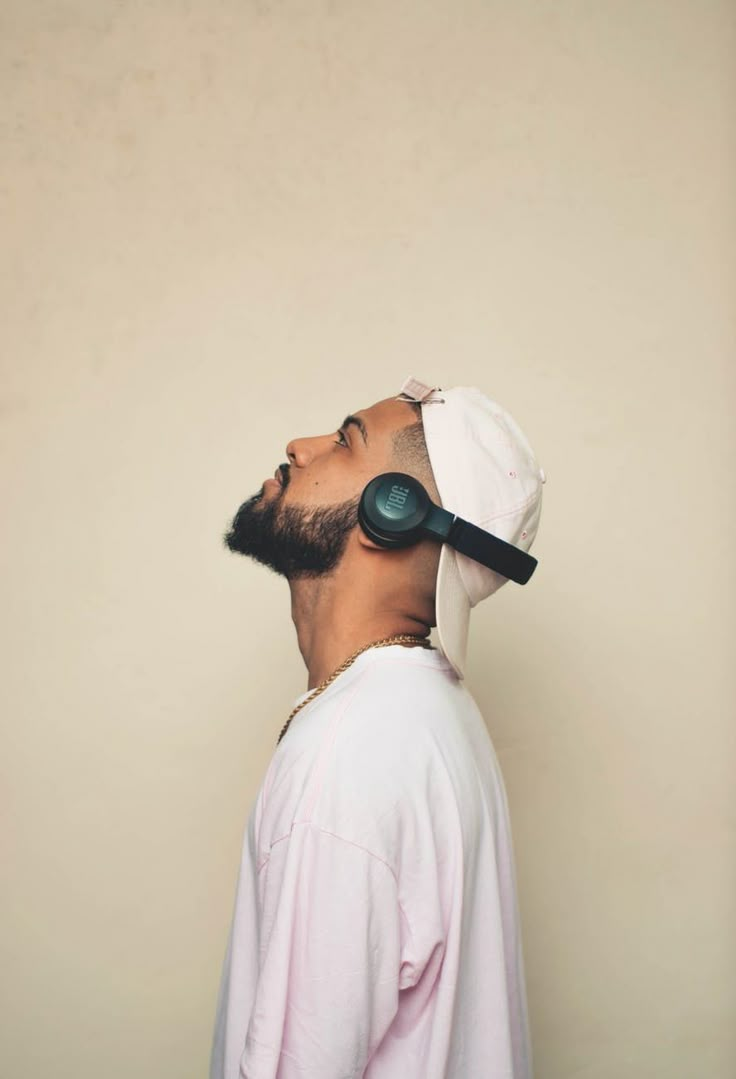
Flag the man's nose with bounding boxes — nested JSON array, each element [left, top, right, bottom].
[[285, 434, 332, 467]]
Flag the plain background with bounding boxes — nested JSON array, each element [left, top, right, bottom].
[[2, 2, 734, 1076]]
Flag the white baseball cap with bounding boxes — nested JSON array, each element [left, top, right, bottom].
[[396, 376, 546, 679]]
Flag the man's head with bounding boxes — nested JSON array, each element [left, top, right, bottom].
[[222, 395, 441, 592], [224, 376, 545, 678]]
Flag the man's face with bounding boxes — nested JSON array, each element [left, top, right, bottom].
[[223, 397, 418, 579]]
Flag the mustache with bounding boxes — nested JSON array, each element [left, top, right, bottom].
[[277, 463, 290, 489]]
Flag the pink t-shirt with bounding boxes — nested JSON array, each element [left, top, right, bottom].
[[210, 644, 533, 1078]]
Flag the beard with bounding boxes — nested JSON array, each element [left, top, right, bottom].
[[222, 480, 361, 580]]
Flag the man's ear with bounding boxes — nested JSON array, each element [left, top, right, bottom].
[[355, 525, 387, 551]]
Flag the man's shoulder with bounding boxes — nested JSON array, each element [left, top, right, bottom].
[[322, 651, 477, 764], [340, 649, 463, 712]]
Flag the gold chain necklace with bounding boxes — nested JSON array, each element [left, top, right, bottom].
[[276, 634, 433, 746]]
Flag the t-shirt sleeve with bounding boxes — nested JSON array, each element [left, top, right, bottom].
[[240, 821, 402, 1079]]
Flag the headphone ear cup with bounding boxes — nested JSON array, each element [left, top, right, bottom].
[[357, 496, 392, 547], [358, 473, 431, 548]]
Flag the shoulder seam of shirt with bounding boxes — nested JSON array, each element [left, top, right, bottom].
[[258, 821, 419, 979], [269, 820, 399, 886]]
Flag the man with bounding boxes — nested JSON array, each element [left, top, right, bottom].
[[211, 376, 546, 1078]]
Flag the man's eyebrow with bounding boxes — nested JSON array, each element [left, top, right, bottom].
[[340, 414, 368, 446]]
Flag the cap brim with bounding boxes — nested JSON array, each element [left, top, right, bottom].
[[435, 543, 471, 679]]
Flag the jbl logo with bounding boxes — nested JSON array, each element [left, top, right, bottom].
[[384, 484, 409, 512]]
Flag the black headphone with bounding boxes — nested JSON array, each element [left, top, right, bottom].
[[358, 472, 537, 585]]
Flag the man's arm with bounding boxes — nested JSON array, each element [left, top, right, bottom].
[[241, 822, 402, 1078]]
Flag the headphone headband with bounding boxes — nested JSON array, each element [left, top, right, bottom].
[[358, 473, 537, 585]]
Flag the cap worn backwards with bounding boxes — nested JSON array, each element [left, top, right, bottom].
[[396, 375, 545, 678]]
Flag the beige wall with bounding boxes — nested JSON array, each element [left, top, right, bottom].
[[2, 2, 734, 1076]]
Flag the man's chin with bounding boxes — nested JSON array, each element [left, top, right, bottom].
[[222, 491, 271, 554], [222, 490, 359, 577]]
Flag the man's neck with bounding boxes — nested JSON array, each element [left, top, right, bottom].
[[289, 573, 431, 690]]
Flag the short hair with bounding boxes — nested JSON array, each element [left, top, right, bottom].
[[390, 410, 441, 504]]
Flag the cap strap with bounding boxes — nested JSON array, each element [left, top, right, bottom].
[[397, 376, 445, 403]]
